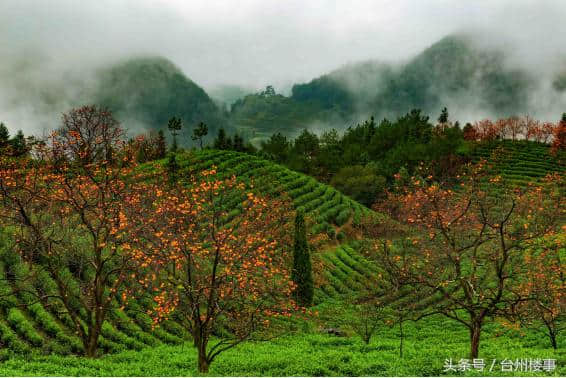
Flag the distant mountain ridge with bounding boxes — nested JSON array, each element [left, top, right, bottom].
[[289, 35, 536, 122], [2, 34, 565, 142], [228, 34, 558, 139], [93, 56, 228, 143]]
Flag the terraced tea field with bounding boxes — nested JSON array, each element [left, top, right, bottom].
[[470, 141, 565, 186], [156, 150, 382, 236], [0, 241, 189, 359]]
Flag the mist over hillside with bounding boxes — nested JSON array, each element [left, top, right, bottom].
[[290, 34, 565, 124], [0, 55, 228, 144], [227, 34, 566, 140], [1, 35, 565, 142]]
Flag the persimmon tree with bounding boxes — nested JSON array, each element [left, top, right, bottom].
[[0, 106, 142, 357], [551, 113, 566, 154], [474, 119, 497, 141], [512, 116, 528, 141], [515, 235, 565, 349], [373, 164, 564, 358], [130, 169, 296, 373]]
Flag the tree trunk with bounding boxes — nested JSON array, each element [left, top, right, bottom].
[[470, 324, 482, 359], [197, 343, 209, 373], [85, 333, 99, 358], [548, 329, 557, 350], [194, 327, 210, 373]]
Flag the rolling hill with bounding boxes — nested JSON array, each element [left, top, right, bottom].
[[0, 149, 384, 357], [0, 147, 563, 376]]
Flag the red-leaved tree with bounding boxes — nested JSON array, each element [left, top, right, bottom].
[[130, 169, 296, 373], [373, 164, 564, 358], [0, 106, 142, 357]]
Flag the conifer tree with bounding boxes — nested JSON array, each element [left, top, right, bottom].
[[167, 117, 182, 152], [438, 107, 449, 124], [214, 128, 229, 150], [234, 134, 244, 152], [156, 130, 167, 158], [292, 211, 314, 307], [192, 122, 208, 150], [0, 123, 9, 149], [10, 130, 27, 157]]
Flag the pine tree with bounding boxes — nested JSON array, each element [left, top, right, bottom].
[[291, 211, 314, 307], [0, 123, 9, 149], [156, 130, 167, 159], [192, 122, 208, 150], [233, 134, 244, 152], [214, 128, 228, 150], [168, 117, 183, 152], [438, 107, 449, 124], [10, 130, 27, 157]]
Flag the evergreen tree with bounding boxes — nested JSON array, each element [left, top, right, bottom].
[[0, 123, 9, 149], [10, 130, 27, 157], [167, 117, 183, 152], [438, 107, 449, 124], [233, 134, 244, 152], [261, 133, 289, 163], [192, 122, 208, 150], [156, 130, 167, 159], [291, 211, 314, 307], [214, 128, 230, 150]]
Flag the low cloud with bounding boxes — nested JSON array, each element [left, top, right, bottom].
[[1, 0, 565, 135]]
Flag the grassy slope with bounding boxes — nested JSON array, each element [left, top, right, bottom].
[[0, 150, 380, 359], [155, 149, 381, 236], [0, 147, 563, 375]]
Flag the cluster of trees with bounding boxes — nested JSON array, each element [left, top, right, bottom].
[[0, 123, 32, 158], [260, 109, 465, 205], [0, 106, 314, 373], [125, 115, 256, 166], [128, 131, 167, 163], [213, 128, 256, 154], [355, 163, 565, 358], [462, 114, 566, 146], [259, 109, 566, 206]]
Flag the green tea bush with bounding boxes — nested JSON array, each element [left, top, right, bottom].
[[7, 308, 43, 347]]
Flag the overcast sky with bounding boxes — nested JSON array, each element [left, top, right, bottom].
[[1, 1, 566, 135], [2, 0, 565, 91]]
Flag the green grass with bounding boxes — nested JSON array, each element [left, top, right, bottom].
[[0, 315, 562, 376]]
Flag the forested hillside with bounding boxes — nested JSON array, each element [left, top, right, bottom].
[[94, 57, 229, 142]]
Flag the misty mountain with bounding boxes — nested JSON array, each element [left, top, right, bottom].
[[93, 56, 228, 143], [208, 84, 256, 111], [291, 35, 538, 122], [229, 35, 554, 139], [0, 55, 229, 144]]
